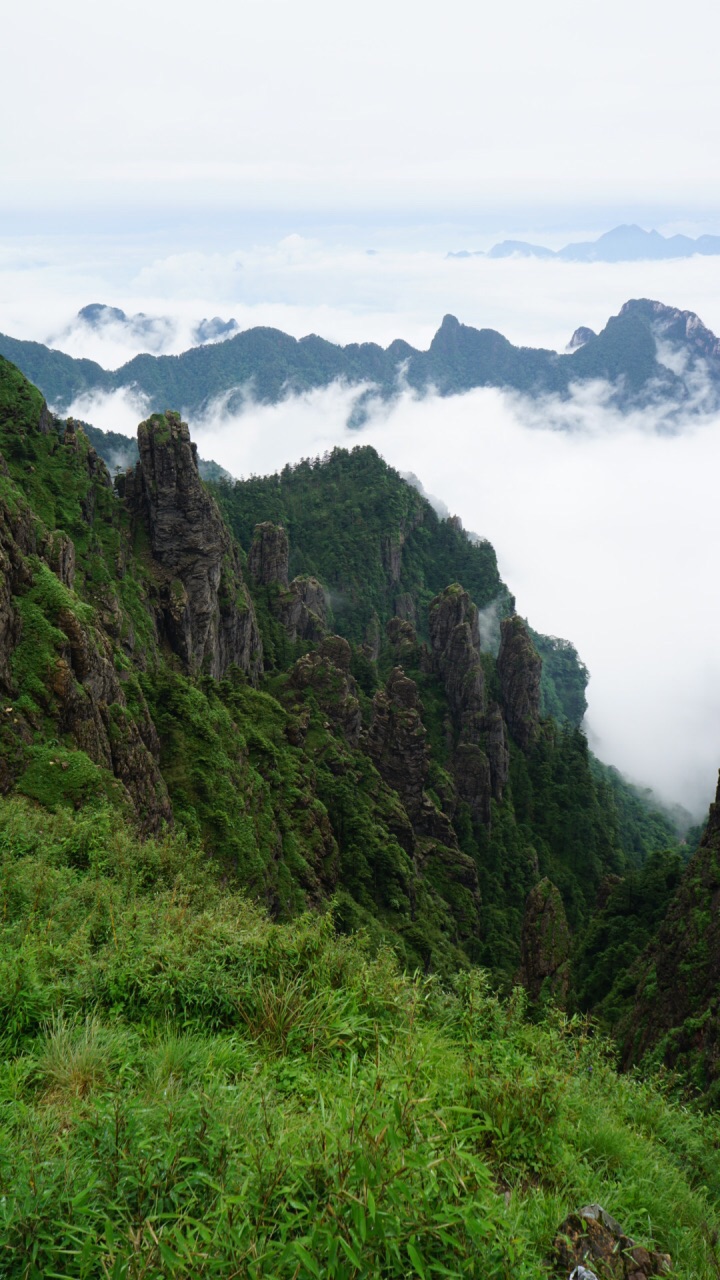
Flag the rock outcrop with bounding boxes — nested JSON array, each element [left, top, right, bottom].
[[366, 667, 431, 831], [53, 610, 173, 834], [289, 635, 361, 746], [481, 702, 509, 800], [497, 615, 541, 748], [278, 576, 326, 643], [248, 521, 290, 588], [366, 665, 482, 933], [429, 585, 485, 735], [0, 415, 172, 832], [622, 772, 720, 1085], [128, 412, 262, 682], [554, 1204, 671, 1278], [518, 877, 570, 1004], [429, 585, 507, 823], [248, 521, 327, 643], [452, 743, 492, 826]]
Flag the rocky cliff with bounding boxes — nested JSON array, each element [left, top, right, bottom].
[[0, 372, 172, 832], [126, 411, 262, 681], [429, 584, 485, 736], [427, 584, 510, 824], [248, 520, 326, 642], [497, 615, 542, 748], [519, 877, 571, 1004], [622, 773, 720, 1090], [0, 353, 678, 988]]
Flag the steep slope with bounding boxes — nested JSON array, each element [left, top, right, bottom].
[[0, 355, 678, 983], [4, 799, 719, 1278], [621, 775, 720, 1097], [2, 298, 720, 420]]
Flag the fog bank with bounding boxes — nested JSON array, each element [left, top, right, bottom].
[[71, 377, 720, 818]]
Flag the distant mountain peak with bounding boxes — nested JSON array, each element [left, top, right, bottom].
[[77, 302, 128, 327], [449, 224, 720, 263], [4, 296, 720, 426]]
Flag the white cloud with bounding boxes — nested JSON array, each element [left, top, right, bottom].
[[10, 236, 720, 366], [186, 382, 720, 819], [67, 371, 720, 816]]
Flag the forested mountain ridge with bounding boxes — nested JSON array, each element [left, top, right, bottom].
[[0, 353, 675, 979], [6, 351, 720, 1274], [2, 297, 720, 421]]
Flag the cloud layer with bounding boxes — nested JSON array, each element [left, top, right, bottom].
[[9, 234, 720, 367], [71, 375, 720, 819]]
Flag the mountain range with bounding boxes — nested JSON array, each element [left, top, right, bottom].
[[4, 346, 720, 1272], [449, 223, 720, 262], [54, 302, 240, 352], [2, 297, 720, 424]]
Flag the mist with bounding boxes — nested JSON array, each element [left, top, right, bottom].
[[71, 373, 720, 819], [11, 232, 720, 364]]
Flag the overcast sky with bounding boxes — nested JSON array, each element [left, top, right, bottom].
[[4, 0, 720, 815], [3, 0, 720, 216]]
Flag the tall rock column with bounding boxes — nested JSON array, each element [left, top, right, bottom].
[[428, 584, 485, 737], [428, 584, 509, 822], [248, 521, 327, 643], [132, 411, 262, 681], [519, 878, 571, 1005], [497, 615, 541, 749]]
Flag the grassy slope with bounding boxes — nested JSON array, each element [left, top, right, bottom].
[[3, 798, 720, 1279]]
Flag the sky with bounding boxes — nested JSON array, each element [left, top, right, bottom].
[[3, 0, 720, 213], [3, 0, 720, 816]]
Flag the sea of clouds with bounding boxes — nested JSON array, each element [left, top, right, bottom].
[[65, 373, 720, 821], [4, 229, 720, 817], [8, 232, 720, 363]]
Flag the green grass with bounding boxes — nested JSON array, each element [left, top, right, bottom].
[[1, 797, 720, 1278]]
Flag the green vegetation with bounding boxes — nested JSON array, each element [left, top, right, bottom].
[[0, 299, 705, 417], [3, 800, 720, 1278], [1, 352, 717, 1273], [217, 446, 509, 645]]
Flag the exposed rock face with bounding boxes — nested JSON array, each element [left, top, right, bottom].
[[42, 530, 76, 590], [394, 592, 416, 623], [366, 667, 430, 829], [386, 616, 418, 662], [0, 439, 172, 832], [519, 877, 570, 1004], [453, 743, 492, 826], [554, 1204, 671, 1278], [481, 702, 509, 800], [622, 772, 720, 1084], [428, 585, 506, 824], [278, 576, 326, 643], [289, 635, 361, 746], [248, 521, 289, 588], [130, 412, 262, 682], [363, 613, 381, 663], [52, 608, 173, 834], [428, 584, 485, 735], [248, 522, 327, 643], [497, 615, 541, 748], [366, 665, 481, 934]]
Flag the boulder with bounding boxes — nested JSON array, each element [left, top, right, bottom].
[[554, 1204, 671, 1278]]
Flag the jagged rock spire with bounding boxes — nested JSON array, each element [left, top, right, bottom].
[[130, 411, 263, 681]]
